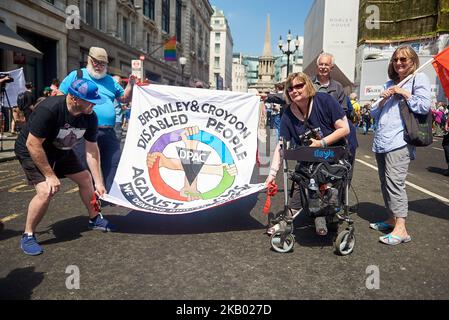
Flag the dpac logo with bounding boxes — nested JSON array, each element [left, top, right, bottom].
[[147, 126, 238, 202]]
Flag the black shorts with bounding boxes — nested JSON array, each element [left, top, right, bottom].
[[18, 150, 86, 185]]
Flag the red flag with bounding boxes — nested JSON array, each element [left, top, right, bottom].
[[433, 46, 449, 99]]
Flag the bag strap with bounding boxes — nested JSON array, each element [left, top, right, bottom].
[[76, 69, 83, 79]]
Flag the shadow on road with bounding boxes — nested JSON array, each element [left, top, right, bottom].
[[0, 267, 44, 300], [356, 198, 449, 224], [111, 193, 265, 235], [426, 166, 448, 176], [38, 194, 265, 244], [0, 228, 22, 242]]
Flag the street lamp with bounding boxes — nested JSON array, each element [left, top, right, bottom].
[[278, 30, 300, 79], [179, 56, 187, 86]]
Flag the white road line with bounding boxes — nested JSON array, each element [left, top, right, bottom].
[[355, 158, 449, 204], [432, 147, 444, 151], [0, 213, 22, 223], [364, 155, 372, 159]]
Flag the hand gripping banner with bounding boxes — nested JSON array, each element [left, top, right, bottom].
[[104, 85, 265, 214]]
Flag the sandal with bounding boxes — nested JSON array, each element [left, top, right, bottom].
[[369, 221, 394, 232], [379, 233, 412, 246], [314, 216, 327, 236]]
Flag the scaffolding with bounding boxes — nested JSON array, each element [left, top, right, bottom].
[[359, 0, 449, 43]]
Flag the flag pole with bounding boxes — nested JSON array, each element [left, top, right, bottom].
[[371, 57, 435, 109]]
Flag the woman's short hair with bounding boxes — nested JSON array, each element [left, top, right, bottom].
[[388, 46, 420, 82], [283, 72, 316, 104]]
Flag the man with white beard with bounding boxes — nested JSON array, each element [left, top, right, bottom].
[[59, 47, 135, 201]]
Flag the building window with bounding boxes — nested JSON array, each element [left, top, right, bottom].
[[86, 0, 94, 25], [98, 0, 106, 31], [131, 21, 136, 46], [176, 0, 182, 43], [44, 0, 55, 4], [162, 0, 170, 33], [143, 0, 155, 20], [215, 32, 220, 41], [123, 17, 129, 44], [80, 47, 89, 68], [190, 13, 196, 30], [215, 43, 220, 54], [214, 57, 220, 68], [146, 32, 150, 53]]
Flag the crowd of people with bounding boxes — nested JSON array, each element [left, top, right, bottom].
[[1, 44, 447, 256]]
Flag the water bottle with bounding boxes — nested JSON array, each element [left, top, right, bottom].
[[308, 178, 320, 213]]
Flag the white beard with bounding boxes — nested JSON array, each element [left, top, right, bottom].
[[87, 63, 107, 80]]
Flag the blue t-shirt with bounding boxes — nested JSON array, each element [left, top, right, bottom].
[[280, 92, 347, 148], [59, 68, 124, 126]]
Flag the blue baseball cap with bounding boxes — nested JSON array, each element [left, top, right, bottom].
[[68, 78, 107, 105]]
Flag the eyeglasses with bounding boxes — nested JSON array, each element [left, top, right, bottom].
[[393, 57, 408, 63], [287, 82, 306, 92], [89, 55, 107, 67]]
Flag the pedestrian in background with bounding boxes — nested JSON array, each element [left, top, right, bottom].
[[361, 103, 371, 134], [442, 108, 449, 176], [369, 45, 431, 245], [50, 79, 60, 96], [349, 93, 361, 125]]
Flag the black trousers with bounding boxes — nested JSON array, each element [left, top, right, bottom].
[[443, 133, 449, 166]]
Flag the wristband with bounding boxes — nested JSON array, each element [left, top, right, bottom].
[[320, 138, 328, 148]]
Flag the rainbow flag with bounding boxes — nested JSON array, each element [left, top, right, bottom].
[[164, 36, 177, 61]]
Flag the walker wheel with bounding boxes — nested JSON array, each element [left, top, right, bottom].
[[270, 232, 295, 253], [334, 229, 355, 256]]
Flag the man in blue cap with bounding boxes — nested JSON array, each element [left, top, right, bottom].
[[14, 78, 117, 256]]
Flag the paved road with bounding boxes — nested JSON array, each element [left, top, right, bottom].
[[1, 130, 449, 300]]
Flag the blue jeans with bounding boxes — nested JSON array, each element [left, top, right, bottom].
[[272, 113, 281, 141], [73, 127, 121, 192]]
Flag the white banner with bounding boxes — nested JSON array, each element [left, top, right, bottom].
[[104, 84, 265, 214], [1, 67, 26, 107]]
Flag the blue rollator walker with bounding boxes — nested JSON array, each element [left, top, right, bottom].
[[268, 138, 356, 255]]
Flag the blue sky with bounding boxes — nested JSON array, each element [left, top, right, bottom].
[[209, 0, 315, 56]]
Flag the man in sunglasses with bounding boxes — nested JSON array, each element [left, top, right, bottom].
[[58, 47, 135, 199]]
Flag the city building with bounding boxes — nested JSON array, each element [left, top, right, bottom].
[[209, 6, 233, 90], [0, 0, 213, 97], [356, 0, 449, 104], [231, 53, 247, 92], [303, 0, 360, 89], [241, 54, 259, 88]]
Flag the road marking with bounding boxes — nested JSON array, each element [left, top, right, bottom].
[[66, 187, 79, 194], [364, 155, 372, 159], [432, 147, 444, 151], [0, 181, 23, 191], [356, 158, 449, 204], [8, 184, 34, 193], [0, 174, 24, 183], [0, 213, 22, 223]]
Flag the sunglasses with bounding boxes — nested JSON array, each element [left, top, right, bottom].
[[89, 55, 107, 66], [393, 57, 408, 63], [287, 82, 306, 92]]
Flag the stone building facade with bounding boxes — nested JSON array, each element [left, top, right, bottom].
[[0, 0, 213, 96]]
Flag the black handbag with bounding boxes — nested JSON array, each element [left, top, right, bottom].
[[399, 77, 433, 147]]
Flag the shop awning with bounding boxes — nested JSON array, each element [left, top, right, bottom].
[[0, 23, 42, 58]]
